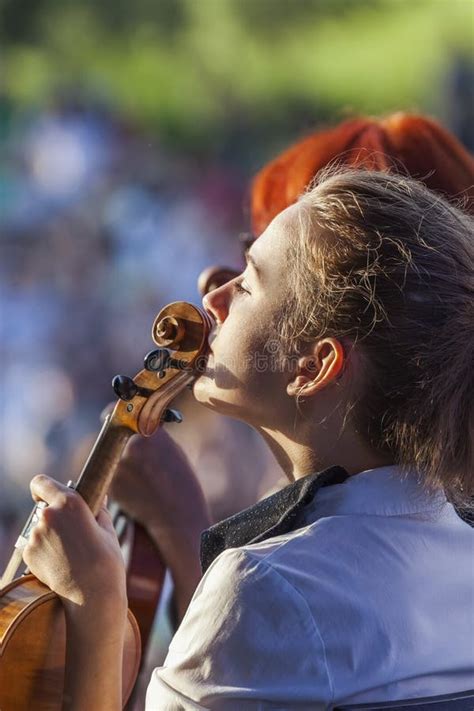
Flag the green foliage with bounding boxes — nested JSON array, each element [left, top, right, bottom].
[[2, 0, 473, 145]]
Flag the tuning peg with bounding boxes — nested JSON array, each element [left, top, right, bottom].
[[112, 375, 138, 401], [144, 348, 172, 373], [144, 348, 188, 376], [162, 408, 183, 424]]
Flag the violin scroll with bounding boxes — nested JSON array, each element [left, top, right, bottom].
[[110, 302, 213, 437], [152, 301, 213, 354]]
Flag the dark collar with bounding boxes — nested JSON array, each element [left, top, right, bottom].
[[200, 465, 349, 574]]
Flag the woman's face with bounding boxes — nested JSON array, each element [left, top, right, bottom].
[[193, 204, 300, 427]]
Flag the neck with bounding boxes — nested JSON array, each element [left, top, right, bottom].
[[257, 418, 393, 483]]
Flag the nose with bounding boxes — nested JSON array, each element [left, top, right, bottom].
[[202, 280, 232, 325]]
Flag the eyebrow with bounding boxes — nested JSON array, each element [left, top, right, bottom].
[[245, 251, 262, 277]]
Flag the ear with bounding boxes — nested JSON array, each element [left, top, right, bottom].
[[286, 338, 345, 399]]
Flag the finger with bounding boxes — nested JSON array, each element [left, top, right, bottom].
[[30, 475, 71, 506]]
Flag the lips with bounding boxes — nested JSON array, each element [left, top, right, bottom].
[[207, 327, 218, 352]]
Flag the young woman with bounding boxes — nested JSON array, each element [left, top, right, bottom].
[[110, 112, 474, 631], [24, 168, 473, 709]]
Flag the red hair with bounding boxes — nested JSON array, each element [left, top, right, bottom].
[[251, 113, 474, 235]]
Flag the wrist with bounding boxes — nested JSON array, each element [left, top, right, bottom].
[[62, 591, 128, 640]]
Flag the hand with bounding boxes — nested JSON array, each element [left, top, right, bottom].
[[24, 477, 128, 711], [23, 475, 127, 617], [110, 427, 210, 545], [110, 428, 211, 619]]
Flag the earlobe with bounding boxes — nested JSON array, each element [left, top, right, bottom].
[[286, 374, 308, 397]]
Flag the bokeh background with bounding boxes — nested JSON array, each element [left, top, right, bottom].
[[1, 0, 473, 567]]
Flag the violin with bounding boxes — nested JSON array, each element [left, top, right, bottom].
[[0, 301, 212, 711]]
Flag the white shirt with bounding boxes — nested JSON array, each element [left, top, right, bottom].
[[146, 466, 474, 710]]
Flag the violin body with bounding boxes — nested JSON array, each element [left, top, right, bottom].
[[117, 518, 166, 659], [0, 576, 141, 710]]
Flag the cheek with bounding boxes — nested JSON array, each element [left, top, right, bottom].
[[203, 328, 278, 401], [213, 318, 267, 377], [197, 294, 287, 406], [193, 319, 288, 424]]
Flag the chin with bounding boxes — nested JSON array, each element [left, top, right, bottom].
[[192, 373, 226, 412], [192, 374, 214, 404], [192, 374, 250, 421]]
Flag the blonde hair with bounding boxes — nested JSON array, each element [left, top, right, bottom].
[[284, 169, 474, 507]]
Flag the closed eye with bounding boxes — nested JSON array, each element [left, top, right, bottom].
[[233, 279, 251, 295]]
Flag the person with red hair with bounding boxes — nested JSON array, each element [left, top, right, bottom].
[[251, 112, 474, 236], [199, 112, 474, 297]]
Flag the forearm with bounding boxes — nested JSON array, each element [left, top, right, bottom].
[[149, 526, 205, 622], [62, 601, 127, 711]]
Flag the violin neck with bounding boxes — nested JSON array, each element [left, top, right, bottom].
[[0, 416, 132, 588], [74, 416, 133, 516]]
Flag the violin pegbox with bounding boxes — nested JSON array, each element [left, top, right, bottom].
[[110, 302, 213, 436], [143, 348, 187, 379]]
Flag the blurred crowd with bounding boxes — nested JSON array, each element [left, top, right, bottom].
[[0, 94, 280, 567]]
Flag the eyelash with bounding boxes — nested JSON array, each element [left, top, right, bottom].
[[234, 280, 251, 295]]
